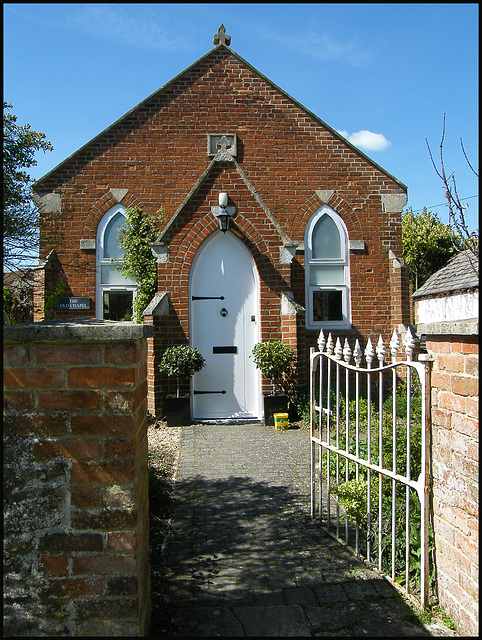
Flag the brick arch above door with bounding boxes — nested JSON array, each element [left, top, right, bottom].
[[168, 209, 288, 299]]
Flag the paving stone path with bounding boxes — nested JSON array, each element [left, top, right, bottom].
[[158, 424, 458, 637]]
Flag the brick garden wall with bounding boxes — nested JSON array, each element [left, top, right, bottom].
[[425, 328, 478, 636], [3, 319, 154, 637]]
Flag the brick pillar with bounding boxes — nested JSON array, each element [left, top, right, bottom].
[[32, 249, 63, 322], [423, 329, 479, 637], [3, 319, 154, 637], [389, 249, 411, 330], [281, 291, 306, 398], [143, 292, 169, 417], [32, 261, 47, 322]]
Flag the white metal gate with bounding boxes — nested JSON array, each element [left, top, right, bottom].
[[310, 328, 432, 607]]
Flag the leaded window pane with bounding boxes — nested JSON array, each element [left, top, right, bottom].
[[103, 212, 125, 259], [312, 214, 341, 259], [309, 266, 344, 285]]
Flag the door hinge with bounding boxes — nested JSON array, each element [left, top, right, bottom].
[[193, 390, 227, 395]]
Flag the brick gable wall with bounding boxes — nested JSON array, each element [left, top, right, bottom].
[[34, 46, 408, 406]]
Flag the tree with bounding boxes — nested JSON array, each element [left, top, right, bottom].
[[401, 207, 461, 290], [426, 114, 479, 263], [251, 340, 295, 394], [3, 102, 53, 273], [158, 345, 205, 397]]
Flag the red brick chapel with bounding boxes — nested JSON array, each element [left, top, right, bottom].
[[32, 25, 410, 421]]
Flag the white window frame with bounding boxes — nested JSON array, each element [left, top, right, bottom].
[[305, 205, 351, 330], [95, 204, 137, 320]]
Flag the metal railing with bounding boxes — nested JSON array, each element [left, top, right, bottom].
[[310, 328, 432, 607]]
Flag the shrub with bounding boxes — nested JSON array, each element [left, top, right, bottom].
[[251, 340, 295, 394], [158, 345, 205, 397]]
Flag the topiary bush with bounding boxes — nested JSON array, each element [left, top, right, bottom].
[[251, 340, 295, 394], [158, 345, 205, 397]]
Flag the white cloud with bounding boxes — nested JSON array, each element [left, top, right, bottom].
[[337, 129, 391, 151]]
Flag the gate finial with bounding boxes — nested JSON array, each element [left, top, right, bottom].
[[326, 333, 334, 355], [389, 329, 400, 361], [403, 326, 417, 361], [364, 338, 375, 366], [317, 328, 326, 352], [343, 338, 352, 364], [334, 337, 343, 360], [353, 339, 362, 367], [376, 335, 386, 365]]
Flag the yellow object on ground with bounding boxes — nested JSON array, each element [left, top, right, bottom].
[[273, 412, 289, 430]]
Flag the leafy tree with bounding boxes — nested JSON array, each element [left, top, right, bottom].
[[401, 207, 461, 290], [3, 102, 53, 272], [117, 206, 164, 323]]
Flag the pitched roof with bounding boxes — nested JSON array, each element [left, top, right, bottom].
[[33, 42, 406, 192], [3, 269, 35, 287], [412, 250, 479, 298]]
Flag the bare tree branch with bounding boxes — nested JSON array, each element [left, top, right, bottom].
[[460, 137, 479, 178], [425, 114, 478, 267]]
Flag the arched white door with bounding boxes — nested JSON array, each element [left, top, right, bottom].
[[190, 231, 260, 420]]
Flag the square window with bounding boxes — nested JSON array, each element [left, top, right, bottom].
[[309, 266, 345, 285], [312, 290, 343, 322], [103, 291, 133, 321]]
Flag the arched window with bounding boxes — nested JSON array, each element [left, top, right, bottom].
[[96, 205, 137, 320], [305, 206, 351, 329]]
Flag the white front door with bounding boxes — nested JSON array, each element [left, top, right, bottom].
[[190, 231, 260, 420]]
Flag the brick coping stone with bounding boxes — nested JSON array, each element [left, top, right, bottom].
[[4, 317, 155, 341]]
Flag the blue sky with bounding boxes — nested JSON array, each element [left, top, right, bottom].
[[4, 3, 479, 233]]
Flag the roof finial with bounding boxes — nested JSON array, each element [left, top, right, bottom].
[[213, 24, 231, 46]]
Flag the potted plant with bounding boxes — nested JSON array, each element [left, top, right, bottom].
[[158, 345, 205, 425], [251, 340, 295, 426]]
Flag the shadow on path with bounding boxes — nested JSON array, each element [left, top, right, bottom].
[[156, 472, 437, 637]]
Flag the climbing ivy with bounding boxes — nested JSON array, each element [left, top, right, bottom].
[[117, 206, 164, 323]]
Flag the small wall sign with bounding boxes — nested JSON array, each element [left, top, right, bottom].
[[57, 297, 91, 310]]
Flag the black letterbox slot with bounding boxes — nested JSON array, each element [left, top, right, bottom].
[[213, 346, 238, 354]]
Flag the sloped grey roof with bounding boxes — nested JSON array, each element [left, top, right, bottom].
[[412, 250, 479, 298]]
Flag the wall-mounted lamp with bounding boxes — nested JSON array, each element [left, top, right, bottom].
[[211, 192, 236, 233], [218, 192, 228, 208]]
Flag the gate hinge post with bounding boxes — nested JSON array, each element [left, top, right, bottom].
[[417, 352, 433, 609]]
